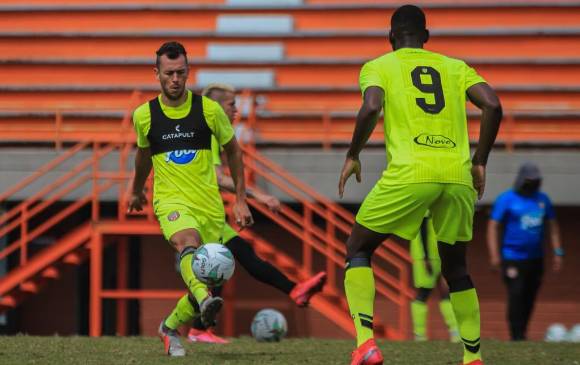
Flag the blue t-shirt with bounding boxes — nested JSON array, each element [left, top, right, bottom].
[[490, 189, 555, 260]]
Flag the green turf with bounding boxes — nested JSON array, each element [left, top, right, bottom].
[[0, 336, 578, 365]]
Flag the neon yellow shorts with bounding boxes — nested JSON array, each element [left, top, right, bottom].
[[154, 201, 225, 244], [356, 182, 476, 244], [412, 259, 441, 289]]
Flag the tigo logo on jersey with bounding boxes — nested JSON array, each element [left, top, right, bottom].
[[165, 149, 199, 164], [413, 134, 456, 148]]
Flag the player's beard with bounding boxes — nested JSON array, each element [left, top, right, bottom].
[[162, 83, 185, 101]]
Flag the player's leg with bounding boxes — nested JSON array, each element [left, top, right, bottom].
[[432, 184, 481, 364], [159, 293, 196, 356], [438, 242, 481, 363], [187, 292, 229, 344], [410, 243, 436, 341], [226, 235, 326, 307], [521, 259, 543, 339], [157, 204, 223, 329], [436, 277, 460, 342], [502, 260, 528, 340], [411, 287, 432, 341], [345, 222, 389, 364]]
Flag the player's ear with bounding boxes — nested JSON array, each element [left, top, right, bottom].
[[423, 29, 430, 44], [154, 67, 160, 81], [388, 30, 395, 48]]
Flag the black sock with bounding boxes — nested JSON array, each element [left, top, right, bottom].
[[227, 236, 296, 294]]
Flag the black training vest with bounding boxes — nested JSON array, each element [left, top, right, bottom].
[[147, 94, 212, 156]]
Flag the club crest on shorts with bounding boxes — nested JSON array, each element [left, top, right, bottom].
[[167, 211, 180, 222]]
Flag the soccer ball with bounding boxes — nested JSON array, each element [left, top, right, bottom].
[[567, 324, 580, 343], [192, 243, 235, 287], [251, 309, 288, 342], [545, 323, 567, 342]]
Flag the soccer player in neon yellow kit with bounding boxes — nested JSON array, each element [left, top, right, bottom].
[[128, 42, 253, 357], [186, 83, 327, 343], [338, 5, 502, 365], [410, 213, 459, 343]]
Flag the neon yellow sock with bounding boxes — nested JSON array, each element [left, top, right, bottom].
[[344, 266, 375, 346], [450, 288, 482, 364], [411, 300, 428, 340], [180, 250, 209, 304], [439, 299, 459, 332], [164, 294, 196, 330]]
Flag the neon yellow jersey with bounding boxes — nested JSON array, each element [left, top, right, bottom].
[[360, 48, 486, 186], [211, 136, 222, 166], [133, 90, 234, 220]]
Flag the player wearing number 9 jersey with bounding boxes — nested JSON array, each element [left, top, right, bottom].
[[338, 5, 502, 365]]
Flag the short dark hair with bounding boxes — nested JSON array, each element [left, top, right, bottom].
[[155, 41, 187, 68], [391, 5, 426, 34]]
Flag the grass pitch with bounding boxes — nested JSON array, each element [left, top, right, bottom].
[[1, 336, 579, 365]]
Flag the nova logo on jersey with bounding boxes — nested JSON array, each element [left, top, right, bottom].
[[165, 149, 199, 164], [414, 134, 456, 148]]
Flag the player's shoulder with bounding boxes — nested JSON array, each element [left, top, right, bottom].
[[496, 189, 516, 202], [201, 94, 220, 111], [537, 191, 552, 202], [132, 99, 152, 122], [433, 50, 469, 69], [365, 51, 397, 67]]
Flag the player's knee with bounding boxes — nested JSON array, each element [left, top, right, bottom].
[[225, 237, 252, 261], [179, 246, 196, 259], [415, 287, 432, 302], [440, 259, 467, 284], [170, 230, 202, 252], [445, 275, 474, 293], [345, 253, 371, 269]]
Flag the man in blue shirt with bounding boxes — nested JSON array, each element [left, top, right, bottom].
[[487, 162, 564, 340]]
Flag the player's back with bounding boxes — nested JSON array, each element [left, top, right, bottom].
[[360, 48, 485, 186]]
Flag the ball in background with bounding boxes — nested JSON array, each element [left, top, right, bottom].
[[545, 323, 568, 342], [192, 243, 235, 287], [567, 324, 580, 343], [251, 309, 288, 342]]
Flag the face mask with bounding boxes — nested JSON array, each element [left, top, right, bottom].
[[519, 179, 541, 195]]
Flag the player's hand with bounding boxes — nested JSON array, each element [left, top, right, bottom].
[[127, 191, 147, 213], [233, 199, 254, 229], [257, 193, 280, 213], [489, 255, 501, 272], [552, 255, 563, 272], [338, 157, 362, 198], [471, 164, 486, 200]]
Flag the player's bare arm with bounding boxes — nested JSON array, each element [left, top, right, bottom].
[[222, 137, 254, 227], [215, 165, 280, 213], [128, 147, 152, 212], [467, 82, 502, 199], [486, 219, 501, 271], [548, 219, 564, 272], [338, 86, 384, 198]]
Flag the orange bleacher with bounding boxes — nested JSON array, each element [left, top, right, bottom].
[[0, 1, 578, 147]]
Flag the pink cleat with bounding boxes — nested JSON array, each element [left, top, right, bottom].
[[290, 272, 327, 307], [351, 339, 383, 365], [187, 328, 229, 344], [462, 361, 483, 365]]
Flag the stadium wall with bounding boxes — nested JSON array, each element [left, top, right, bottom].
[[2, 148, 580, 205]]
